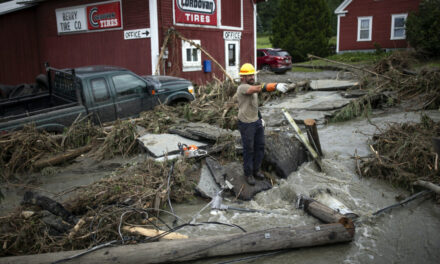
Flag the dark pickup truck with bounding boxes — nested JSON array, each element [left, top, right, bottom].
[[0, 65, 195, 132]]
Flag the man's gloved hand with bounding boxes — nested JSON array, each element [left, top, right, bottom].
[[261, 83, 288, 93], [261, 119, 265, 128], [276, 83, 288, 93]]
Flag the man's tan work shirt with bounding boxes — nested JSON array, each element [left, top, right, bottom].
[[236, 83, 259, 123]]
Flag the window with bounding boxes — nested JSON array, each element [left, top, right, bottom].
[[91, 78, 110, 102], [257, 50, 265, 57], [182, 40, 202, 71], [357, 16, 372, 41], [391, 14, 407, 40], [112, 74, 145, 97]]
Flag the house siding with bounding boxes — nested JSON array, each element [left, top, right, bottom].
[[339, 0, 420, 52], [0, 0, 256, 85], [0, 8, 40, 85]]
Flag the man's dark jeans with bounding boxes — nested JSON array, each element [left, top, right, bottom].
[[238, 119, 265, 177]]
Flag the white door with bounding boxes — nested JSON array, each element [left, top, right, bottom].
[[225, 40, 240, 81]]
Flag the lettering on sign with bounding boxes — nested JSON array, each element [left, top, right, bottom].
[[55, 1, 122, 34], [175, 0, 217, 26], [56, 7, 87, 33], [124, 28, 151, 40], [223, 31, 242, 40]]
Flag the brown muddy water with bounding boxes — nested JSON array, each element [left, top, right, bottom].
[[1, 71, 440, 263]]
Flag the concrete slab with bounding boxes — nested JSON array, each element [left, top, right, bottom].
[[260, 107, 335, 126], [169, 122, 239, 142], [195, 164, 221, 198], [137, 133, 208, 157], [264, 91, 352, 111], [310, 80, 359, 91]]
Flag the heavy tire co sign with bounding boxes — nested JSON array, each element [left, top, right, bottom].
[[56, 0, 122, 34]]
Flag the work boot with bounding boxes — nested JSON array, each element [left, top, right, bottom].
[[246, 175, 256, 185], [254, 171, 265, 180]]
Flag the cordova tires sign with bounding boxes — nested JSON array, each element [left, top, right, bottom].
[[175, 0, 217, 26], [56, 0, 122, 34]]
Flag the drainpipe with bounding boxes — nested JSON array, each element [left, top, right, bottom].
[[253, 1, 257, 81], [149, 0, 160, 75]]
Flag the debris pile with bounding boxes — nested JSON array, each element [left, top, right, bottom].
[[330, 51, 440, 122], [0, 159, 197, 256], [360, 114, 440, 190]]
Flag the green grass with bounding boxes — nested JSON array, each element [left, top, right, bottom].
[[257, 34, 272, 49], [291, 67, 323, 72]]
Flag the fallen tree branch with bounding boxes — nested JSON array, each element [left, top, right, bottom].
[[307, 54, 393, 81], [413, 180, 440, 195], [33, 145, 93, 169]]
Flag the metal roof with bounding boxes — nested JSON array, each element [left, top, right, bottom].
[[0, 0, 36, 16]]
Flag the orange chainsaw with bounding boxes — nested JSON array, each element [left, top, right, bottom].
[[177, 143, 207, 158]]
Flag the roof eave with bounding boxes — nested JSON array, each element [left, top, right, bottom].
[[334, 0, 352, 15]]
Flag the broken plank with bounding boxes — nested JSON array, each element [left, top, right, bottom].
[[282, 109, 322, 170], [123, 226, 188, 240]]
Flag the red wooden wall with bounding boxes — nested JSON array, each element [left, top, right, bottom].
[[339, 0, 420, 52], [158, 0, 255, 84], [0, 8, 40, 85]]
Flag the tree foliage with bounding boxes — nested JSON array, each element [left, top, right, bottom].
[[256, 0, 281, 33], [271, 0, 332, 62], [406, 0, 440, 57]]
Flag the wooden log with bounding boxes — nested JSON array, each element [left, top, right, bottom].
[[0, 224, 353, 264], [304, 119, 323, 157], [122, 226, 188, 240], [33, 145, 93, 169], [299, 196, 354, 236], [413, 180, 440, 195]]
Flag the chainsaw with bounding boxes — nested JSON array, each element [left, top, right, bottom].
[[177, 143, 207, 158]]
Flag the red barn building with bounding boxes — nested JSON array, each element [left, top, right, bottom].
[[0, 0, 262, 85], [335, 0, 421, 53]]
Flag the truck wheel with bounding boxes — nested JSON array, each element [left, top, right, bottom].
[[36, 74, 49, 91]]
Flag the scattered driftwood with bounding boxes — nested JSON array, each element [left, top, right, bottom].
[[307, 54, 393, 81], [123, 226, 188, 240], [413, 180, 440, 195], [32, 145, 93, 169], [0, 224, 353, 264]]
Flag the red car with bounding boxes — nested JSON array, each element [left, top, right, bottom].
[[257, 48, 292, 74]]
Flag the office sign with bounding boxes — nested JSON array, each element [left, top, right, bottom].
[[175, 0, 217, 26], [124, 28, 150, 40], [223, 31, 242, 40]]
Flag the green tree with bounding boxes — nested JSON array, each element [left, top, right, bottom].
[[271, 0, 332, 62], [406, 0, 440, 57], [257, 0, 281, 33]]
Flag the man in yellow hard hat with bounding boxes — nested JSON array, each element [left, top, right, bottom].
[[235, 63, 287, 185]]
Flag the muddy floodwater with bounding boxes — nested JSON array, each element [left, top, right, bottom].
[[1, 70, 440, 263]]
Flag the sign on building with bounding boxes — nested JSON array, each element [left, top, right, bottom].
[[223, 31, 242, 40], [175, 0, 217, 26], [124, 28, 150, 40], [55, 0, 122, 34], [56, 7, 87, 33]]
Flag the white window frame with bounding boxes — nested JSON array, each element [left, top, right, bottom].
[[390, 13, 407, 40], [182, 39, 202, 72], [357, 16, 372, 41]]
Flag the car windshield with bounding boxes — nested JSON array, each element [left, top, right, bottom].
[[267, 50, 290, 57], [278, 51, 291, 57]]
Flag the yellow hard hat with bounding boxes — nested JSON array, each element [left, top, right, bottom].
[[239, 63, 256, 75]]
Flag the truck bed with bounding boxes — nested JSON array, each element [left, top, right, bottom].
[[0, 92, 76, 122]]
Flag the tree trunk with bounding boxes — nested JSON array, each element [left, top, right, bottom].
[[33, 145, 93, 169], [304, 119, 323, 157], [0, 224, 353, 264]]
